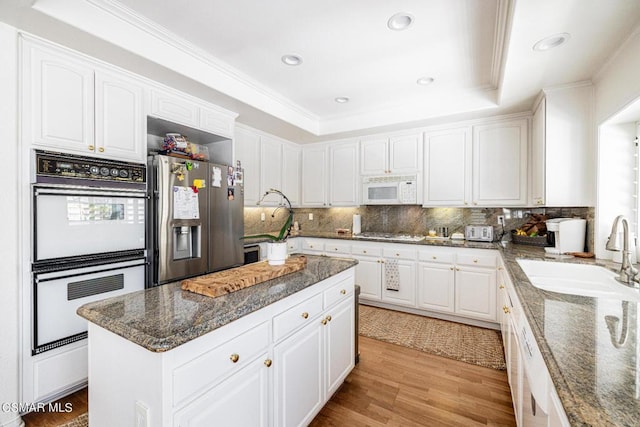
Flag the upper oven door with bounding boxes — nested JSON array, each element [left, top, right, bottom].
[[33, 186, 146, 263]]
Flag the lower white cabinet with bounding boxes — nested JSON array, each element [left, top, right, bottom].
[[174, 354, 270, 427], [417, 248, 497, 322], [86, 268, 355, 427], [381, 258, 416, 307], [353, 255, 382, 301]]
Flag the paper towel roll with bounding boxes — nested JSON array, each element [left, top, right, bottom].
[[352, 214, 361, 235]]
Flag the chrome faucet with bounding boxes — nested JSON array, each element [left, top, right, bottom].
[[606, 215, 639, 286]]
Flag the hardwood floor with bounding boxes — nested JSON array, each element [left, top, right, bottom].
[[310, 336, 516, 427], [22, 387, 87, 427], [21, 336, 515, 426]]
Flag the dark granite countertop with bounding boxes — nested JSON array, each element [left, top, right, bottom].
[[77, 255, 357, 353], [498, 243, 639, 427]]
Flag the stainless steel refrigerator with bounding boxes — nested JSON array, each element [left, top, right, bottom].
[[148, 154, 244, 285]]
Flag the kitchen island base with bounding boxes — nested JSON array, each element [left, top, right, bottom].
[[84, 265, 356, 427]]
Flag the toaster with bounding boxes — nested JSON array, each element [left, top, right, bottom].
[[465, 225, 494, 242]]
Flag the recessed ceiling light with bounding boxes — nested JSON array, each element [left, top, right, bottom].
[[387, 12, 414, 31], [532, 33, 571, 51], [417, 77, 435, 86], [281, 54, 303, 66], [334, 97, 350, 104]]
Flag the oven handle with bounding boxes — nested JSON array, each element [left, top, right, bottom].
[[34, 258, 147, 282], [34, 186, 147, 199]]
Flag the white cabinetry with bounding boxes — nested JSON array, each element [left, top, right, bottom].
[[418, 248, 496, 322], [329, 141, 359, 206], [472, 119, 528, 206], [235, 126, 300, 206], [149, 88, 236, 138], [22, 38, 145, 162], [301, 145, 328, 207], [360, 132, 422, 175], [274, 276, 354, 427], [235, 126, 262, 205], [423, 127, 472, 206], [87, 268, 355, 427], [301, 140, 359, 207], [530, 84, 594, 207]]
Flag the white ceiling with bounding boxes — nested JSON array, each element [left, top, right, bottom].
[[3, 0, 640, 142]]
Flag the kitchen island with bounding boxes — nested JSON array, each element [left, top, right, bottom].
[[78, 254, 357, 427]]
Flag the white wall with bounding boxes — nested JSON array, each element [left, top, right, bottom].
[[593, 24, 640, 260], [0, 22, 25, 427]]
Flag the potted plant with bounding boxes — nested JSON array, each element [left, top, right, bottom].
[[242, 189, 293, 266]]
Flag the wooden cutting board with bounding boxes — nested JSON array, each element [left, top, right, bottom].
[[181, 255, 308, 298]]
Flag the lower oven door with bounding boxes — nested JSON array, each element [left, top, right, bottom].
[[33, 258, 146, 355], [33, 185, 146, 263]]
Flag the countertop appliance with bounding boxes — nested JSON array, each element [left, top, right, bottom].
[[31, 150, 147, 354], [465, 225, 494, 242], [148, 154, 244, 285], [544, 218, 586, 255], [362, 175, 417, 205]]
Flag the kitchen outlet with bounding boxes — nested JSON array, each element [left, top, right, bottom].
[[309, 213, 314, 220], [260, 212, 265, 221], [498, 215, 505, 226]]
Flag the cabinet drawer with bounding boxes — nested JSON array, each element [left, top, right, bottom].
[[173, 321, 270, 406], [325, 242, 351, 255], [273, 293, 323, 342], [457, 252, 497, 268], [324, 277, 354, 309], [301, 238, 325, 252], [383, 247, 417, 260], [351, 245, 382, 257], [418, 250, 455, 264], [286, 238, 301, 253]]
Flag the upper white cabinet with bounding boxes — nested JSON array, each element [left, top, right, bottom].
[[328, 141, 359, 206], [22, 38, 145, 163], [472, 118, 528, 206], [235, 126, 301, 207], [301, 145, 328, 207], [530, 84, 594, 207], [281, 143, 302, 207], [360, 132, 422, 175], [301, 140, 360, 207], [235, 126, 262, 206], [423, 127, 472, 206], [94, 69, 145, 162], [150, 89, 236, 139]]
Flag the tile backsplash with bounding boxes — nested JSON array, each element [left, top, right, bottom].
[[244, 205, 594, 251]]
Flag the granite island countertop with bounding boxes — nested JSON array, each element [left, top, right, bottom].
[[77, 254, 357, 353], [498, 243, 640, 427]]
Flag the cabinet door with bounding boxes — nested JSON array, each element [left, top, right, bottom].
[[200, 105, 234, 138], [381, 259, 416, 307], [260, 136, 283, 205], [417, 262, 455, 313], [174, 354, 270, 427], [389, 133, 422, 173], [530, 99, 546, 206], [235, 127, 261, 206], [353, 256, 382, 301], [455, 267, 497, 321], [329, 141, 359, 206], [472, 119, 528, 206], [274, 320, 324, 427], [325, 298, 355, 397], [510, 326, 524, 426], [282, 144, 301, 207], [360, 137, 388, 174], [150, 89, 199, 127], [301, 146, 327, 206], [94, 70, 145, 162], [24, 41, 94, 153], [423, 127, 471, 206]]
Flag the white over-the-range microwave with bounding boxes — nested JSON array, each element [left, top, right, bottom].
[[362, 175, 418, 205]]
